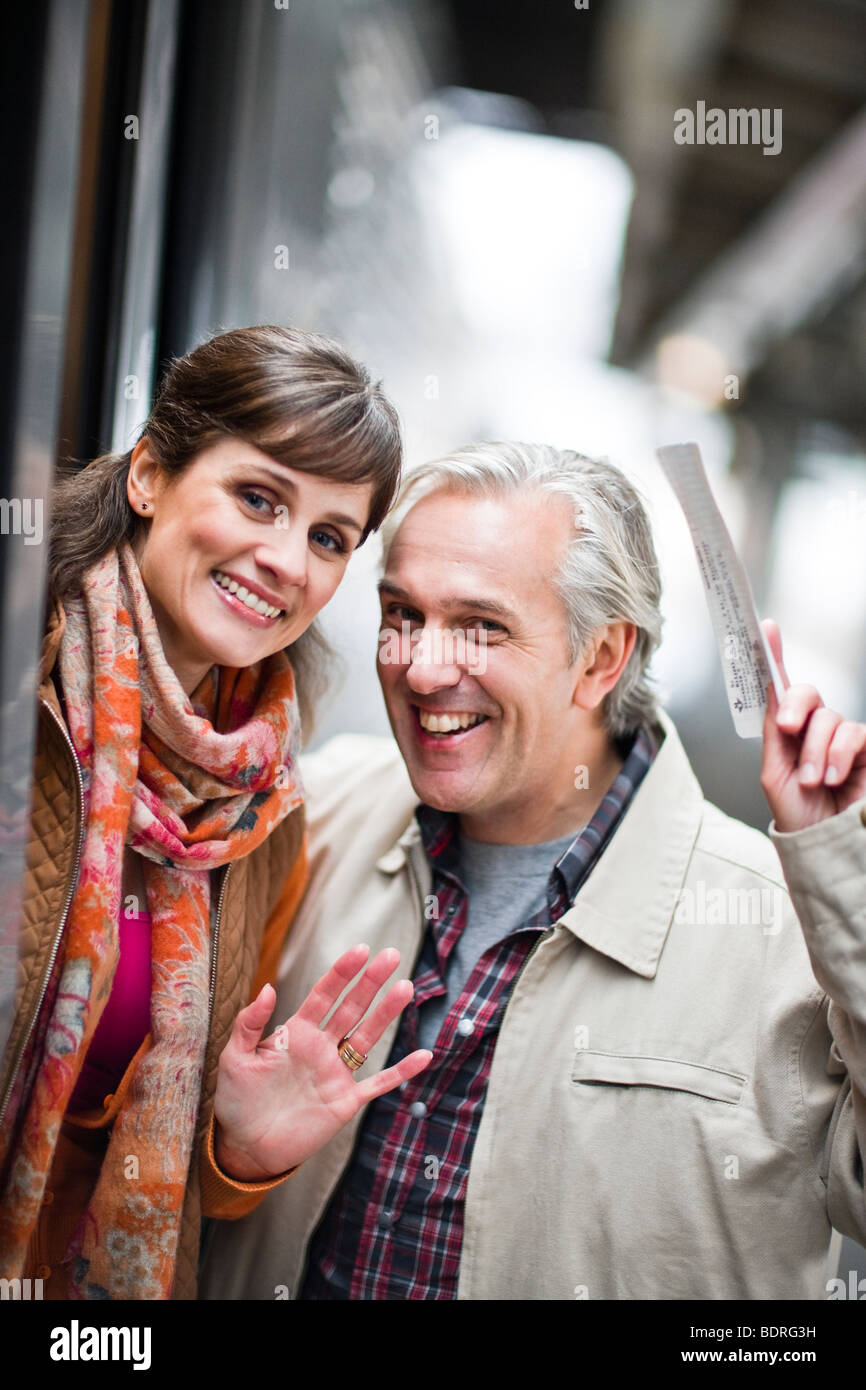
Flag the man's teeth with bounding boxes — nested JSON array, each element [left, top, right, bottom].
[[418, 711, 486, 734], [213, 570, 283, 620]]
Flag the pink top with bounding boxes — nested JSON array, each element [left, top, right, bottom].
[[69, 905, 152, 1112]]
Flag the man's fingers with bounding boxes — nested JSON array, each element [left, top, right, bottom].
[[825, 721, 866, 786], [342, 977, 414, 1056], [354, 1049, 433, 1106], [325, 948, 403, 1042], [761, 680, 788, 773], [761, 618, 790, 690], [774, 682, 823, 738], [229, 983, 276, 1056], [796, 706, 843, 785], [294, 943, 371, 1026]]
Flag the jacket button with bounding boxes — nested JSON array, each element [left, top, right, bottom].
[[42, 1190, 54, 1206], [36, 1264, 51, 1280]]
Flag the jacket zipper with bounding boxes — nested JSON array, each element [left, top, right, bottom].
[[514, 925, 555, 980], [208, 863, 232, 1021], [0, 698, 86, 1126]]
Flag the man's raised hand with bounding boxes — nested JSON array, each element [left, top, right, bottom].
[[760, 618, 866, 833]]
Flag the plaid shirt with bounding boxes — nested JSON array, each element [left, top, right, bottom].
[[300, 726, 658, 1300]]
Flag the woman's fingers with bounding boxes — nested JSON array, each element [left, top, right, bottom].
[[342, 977, 415, 1057], [354, 1049, 433, 1106], [325, 947, 403, 1043], [228, 983, 276, 1057], [293, 943, 371, 1026]]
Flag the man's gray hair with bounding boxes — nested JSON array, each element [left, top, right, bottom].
[[381, 441, 663, 740]]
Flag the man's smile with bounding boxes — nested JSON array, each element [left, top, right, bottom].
[[410, 705, 492, 746]]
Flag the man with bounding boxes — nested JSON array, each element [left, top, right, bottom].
[[201, 441, 866, 1300]]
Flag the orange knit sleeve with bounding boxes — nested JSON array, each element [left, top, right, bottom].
[[200, 1111, 298, 1218]]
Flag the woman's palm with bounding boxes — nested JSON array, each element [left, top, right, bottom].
[[213, 944, 431, 1179]]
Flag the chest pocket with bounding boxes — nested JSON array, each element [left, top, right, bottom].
[[571, 1049, 745, 1104]]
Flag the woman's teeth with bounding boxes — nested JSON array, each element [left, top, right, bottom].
[[213, 570, 284, 620], [418, 710, 486, 735]]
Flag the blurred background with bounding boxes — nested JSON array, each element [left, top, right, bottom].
[[3, 0, 866, 1286]]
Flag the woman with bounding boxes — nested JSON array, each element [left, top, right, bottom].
[[0, 324, 431, 1301]]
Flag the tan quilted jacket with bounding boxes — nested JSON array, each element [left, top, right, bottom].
[[0, 598, 306, 1299]]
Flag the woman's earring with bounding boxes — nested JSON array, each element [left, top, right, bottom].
[[141, 501, 149, 511]]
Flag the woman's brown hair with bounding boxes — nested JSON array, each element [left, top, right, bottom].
[[47, 324, 403, 730]]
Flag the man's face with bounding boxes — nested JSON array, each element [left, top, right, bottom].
[[377, 487, 598, 839]]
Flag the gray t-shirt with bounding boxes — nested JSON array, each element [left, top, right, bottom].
[[416, 827, 581, 1051]]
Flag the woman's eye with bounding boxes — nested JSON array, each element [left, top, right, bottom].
[[311, 528, 346, 554], [241, 489, 272, 513]]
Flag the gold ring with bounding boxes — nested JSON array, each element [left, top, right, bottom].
[[337, 1035, 367, 1072]]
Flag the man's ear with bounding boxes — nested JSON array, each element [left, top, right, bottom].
[[572, 622, 637, 713]]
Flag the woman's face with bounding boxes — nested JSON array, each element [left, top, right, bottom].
[[128, 435, 375, 693]]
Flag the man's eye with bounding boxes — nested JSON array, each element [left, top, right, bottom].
[[467, 618, 504, 633], [386, 605, 422, 623], [312, 529, 346, 554]]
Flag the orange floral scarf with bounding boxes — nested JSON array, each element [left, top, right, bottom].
[[0, 540, 302, 1298]]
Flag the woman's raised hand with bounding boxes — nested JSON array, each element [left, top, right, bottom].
[[212, 944, 431, 1181]]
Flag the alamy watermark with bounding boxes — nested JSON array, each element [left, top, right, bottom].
[[0, 497, 42, 545], [1, 1276, 43, 1299], [675, 881, 784, 936], [674, 101, 782, 157], [49, 1320, 151, 1370], [378, 620, 488, 673]]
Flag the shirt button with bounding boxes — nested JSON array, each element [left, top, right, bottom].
[[445, 904, 457, 917], [861, 804, 866, 829], [378, 1211, 394, 1228], [409, 1100, 427, 1118], [456, 1018, 474, 1037]]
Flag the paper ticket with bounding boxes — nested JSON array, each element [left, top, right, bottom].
[[657, 442, 787, 739]]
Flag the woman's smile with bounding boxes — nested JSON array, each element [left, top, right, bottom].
[[210, 568, 288, 625]]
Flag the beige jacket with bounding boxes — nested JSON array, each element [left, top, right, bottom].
[[201, 713, 866, 1300]]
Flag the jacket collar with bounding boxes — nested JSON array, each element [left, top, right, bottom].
[[375, 709, 704, 980], [376, 819, 424, 875], [555, 711, 703, 977]]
